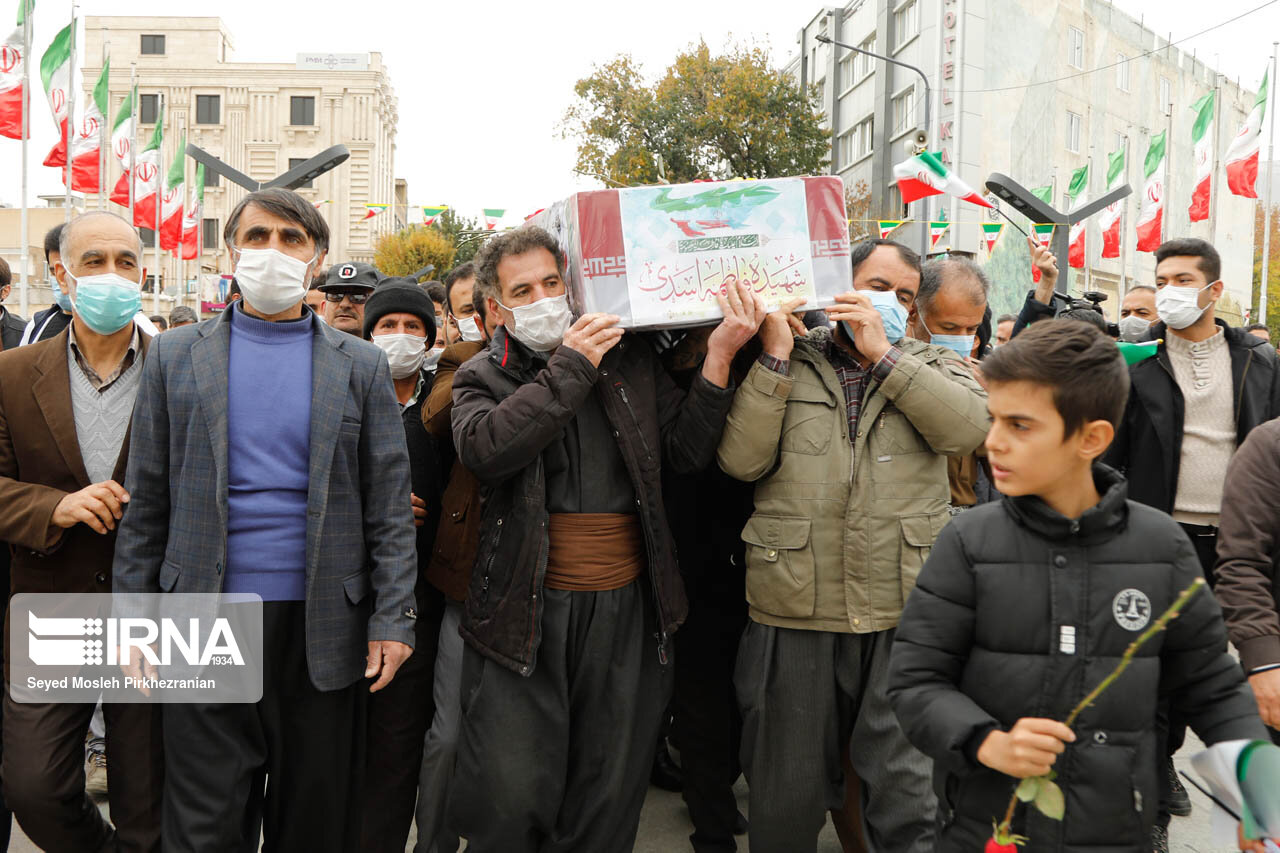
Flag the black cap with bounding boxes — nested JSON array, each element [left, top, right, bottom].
[[363, 277, 437, 341], [320, 261, 381, 292]]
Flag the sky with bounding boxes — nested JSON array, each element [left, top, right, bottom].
[[1, 0, 1278, 226]]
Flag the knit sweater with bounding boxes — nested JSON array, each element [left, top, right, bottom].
[[1167, 328, 1235, 525], [68, 346, 142, 484], [224, 303, 313, 600]]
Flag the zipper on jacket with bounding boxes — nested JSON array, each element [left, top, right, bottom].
[[1236, 349, 1254, 425], [617, 385, 654, 461]]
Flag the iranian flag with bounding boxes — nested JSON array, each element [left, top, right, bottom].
[[1136, 131, 1167, 252], [878, 220, 907, 239], [362, 203, 388, 220], [110, 86, 133, 173], [892, 151, 993, 208], [1030, 187, 1054, 283], [1100, 148, 1126, 258], [158, 134, 185, 250], [109, 106, 162, 226], [1225, 67, 1268, 198], [1188, 93, 1214, 222], [981, 222, 1004, 253], [39, 20, 71, 168], [1066, 165, 1088, 269], [0, 0, 32, 140], [422, 205, 447, 226], [65, 58, 106, 192], [483, 208, 505, 230], [928, 220, 949, 250], [180, 162, 204, 260]]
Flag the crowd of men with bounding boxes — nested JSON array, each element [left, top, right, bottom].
[[0, 186, 1278, 853]]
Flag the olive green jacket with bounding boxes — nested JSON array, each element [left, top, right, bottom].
[[717, 335, 989, 634]]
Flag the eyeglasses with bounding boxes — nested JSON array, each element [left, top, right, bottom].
[[324, 291, 370, 305]]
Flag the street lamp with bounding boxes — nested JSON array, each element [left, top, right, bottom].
[[185, 143, 351, 191], [815, 34, 931, 155]]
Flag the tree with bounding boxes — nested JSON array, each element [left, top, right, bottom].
[[432, 208, 489, 265], [374, 226, 456, 278], [1251, 204, 1280, 337], [563, 41, 830, 187], [846, 180, 872, 242]]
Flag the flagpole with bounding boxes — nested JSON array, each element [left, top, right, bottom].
[[64, 3, 76, 225], [1164, 101, 1174, 246], [98, 46, 108, 211], [127, 63, 136, 225], [1262, 44, 1278, 325], [153, 91, 163, 314], [1208, 74, 1223, 244], [1120, 129, 1133, 293], [18, 0, 30, 317]]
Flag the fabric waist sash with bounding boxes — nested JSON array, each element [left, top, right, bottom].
[[545, 513, 646, 592]]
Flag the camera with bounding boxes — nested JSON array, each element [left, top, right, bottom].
[[1051, 290, 1120, 338]]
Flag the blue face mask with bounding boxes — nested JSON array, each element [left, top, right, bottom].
[[51, 273, 74, 312], [68, 272, 142, 335], [846, 288, 909, 344], [921, 312, 976, 359]]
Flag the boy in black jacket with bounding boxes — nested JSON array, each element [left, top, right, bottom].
[[888, 321, 1270, 853]]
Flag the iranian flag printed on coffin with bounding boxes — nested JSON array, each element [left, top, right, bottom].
[[1066, 165, 1088, 269], [0, 0, 32, 140], [1188, 93, 1214, 222], [65, 59, 107, 193], [1225, 67, 1268, 198], [181, 162, 204, 260], [110, 105, 162, 227], [39, 21, 72, 168], [159, 134, 186, 250], [892, 151, 992, 208], [1100, 148, 1126, 259], [1136, 131, 1167, 253]]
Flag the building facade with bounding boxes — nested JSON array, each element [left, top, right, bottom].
[[80, 16, 399, 303], [789, 0, 1263, 321]]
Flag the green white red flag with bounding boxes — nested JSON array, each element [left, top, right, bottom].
[[1188, 93, 1214, 222], [981, 222, 1004, 253], [0, 0, 33, 140], [159, 134, 185, 249], [65, 58, 107, 192], [109, 103, 162, 226], [1226, 68, 1268, 198], [483, 208, 505, 230], [892, 151, 992, 208], [39, 20, 72, 168], [422, 205, 447, 226], [1100, 148, 1126, 259], [110, 86, 133, 173], [1030, 186, 1054, 283], [878, 220, 907, 239], [181, 162, 204, 260], [1136, 131, 1167, 252], [363, 203, 388, 221], [929, 220, 949, 250], [1066, 165, 1088, 269]]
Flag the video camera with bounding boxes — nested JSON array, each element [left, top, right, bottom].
[[1050, 290, 1120, 338]]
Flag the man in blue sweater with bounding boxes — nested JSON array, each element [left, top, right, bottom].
[[113, 188, 419, 852]]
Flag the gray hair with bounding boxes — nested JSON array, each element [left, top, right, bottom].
[[917, 257, 991, 315], [59, 211, 144, 261], [473, 225, 567, 305], [1127, 283, 1157, 293], [169, 305, 200, 325], [224, 187, 330, 254]]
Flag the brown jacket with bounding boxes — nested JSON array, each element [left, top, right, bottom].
[[422, 340, 485, 602], [1214, 418, 1280, 672]]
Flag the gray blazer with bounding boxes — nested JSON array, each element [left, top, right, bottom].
[[112, 306, 418, 691]]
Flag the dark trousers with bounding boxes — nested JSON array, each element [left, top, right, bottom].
[[673, 558, 747, 853], [160, 602, 367, 853], [361, 584, 445, 852], [1, 695, 162, 852], [1156, 523, 1219, 828], [450, 579, 671, 853]]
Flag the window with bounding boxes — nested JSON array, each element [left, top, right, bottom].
[[290, 96, 316, 126], [140, 34, 165, 55], [203, 167, 220, 188], [195, 95, 220, 125], [1068, 27, 1084, 69], [848, 115, 874, 162], [838, 53, 854, 91], [139, 94, 158, 125], [201, 218, 218, 250], [894, 0, 919, 50], [855, 35, 877, 80], [140, 227, 155, 249], [1116, 54, 1129, 91], [838, 129, 854, 165], [1159, 77, 1172, 115], [892, 87, 916, 135], [1067, 111, 1082, 152], [288, 158, 313, 189], [1112, 131, 1129, 162]]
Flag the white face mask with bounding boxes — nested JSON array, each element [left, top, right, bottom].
[[1156, 282, 1214, 330], [455, 314, 485, 343], [1117, 314, 1153, 342], [497, 293, 572, 352], [232, 247, 315, 316], [372, 332, 426, 379], [424, 345, 444, 373]]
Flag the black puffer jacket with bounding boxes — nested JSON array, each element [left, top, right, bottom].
[[1103, 318, 1280, 513], [450, 327, 735, 676], [889, 466, 1266, 852]]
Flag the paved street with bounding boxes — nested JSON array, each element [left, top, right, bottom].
[[5, 733, 1237, 852]]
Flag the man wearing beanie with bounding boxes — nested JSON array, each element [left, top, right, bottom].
[[361, 277, 447, 851]]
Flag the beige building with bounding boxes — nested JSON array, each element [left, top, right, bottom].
[[78, 16, 400, 306]]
